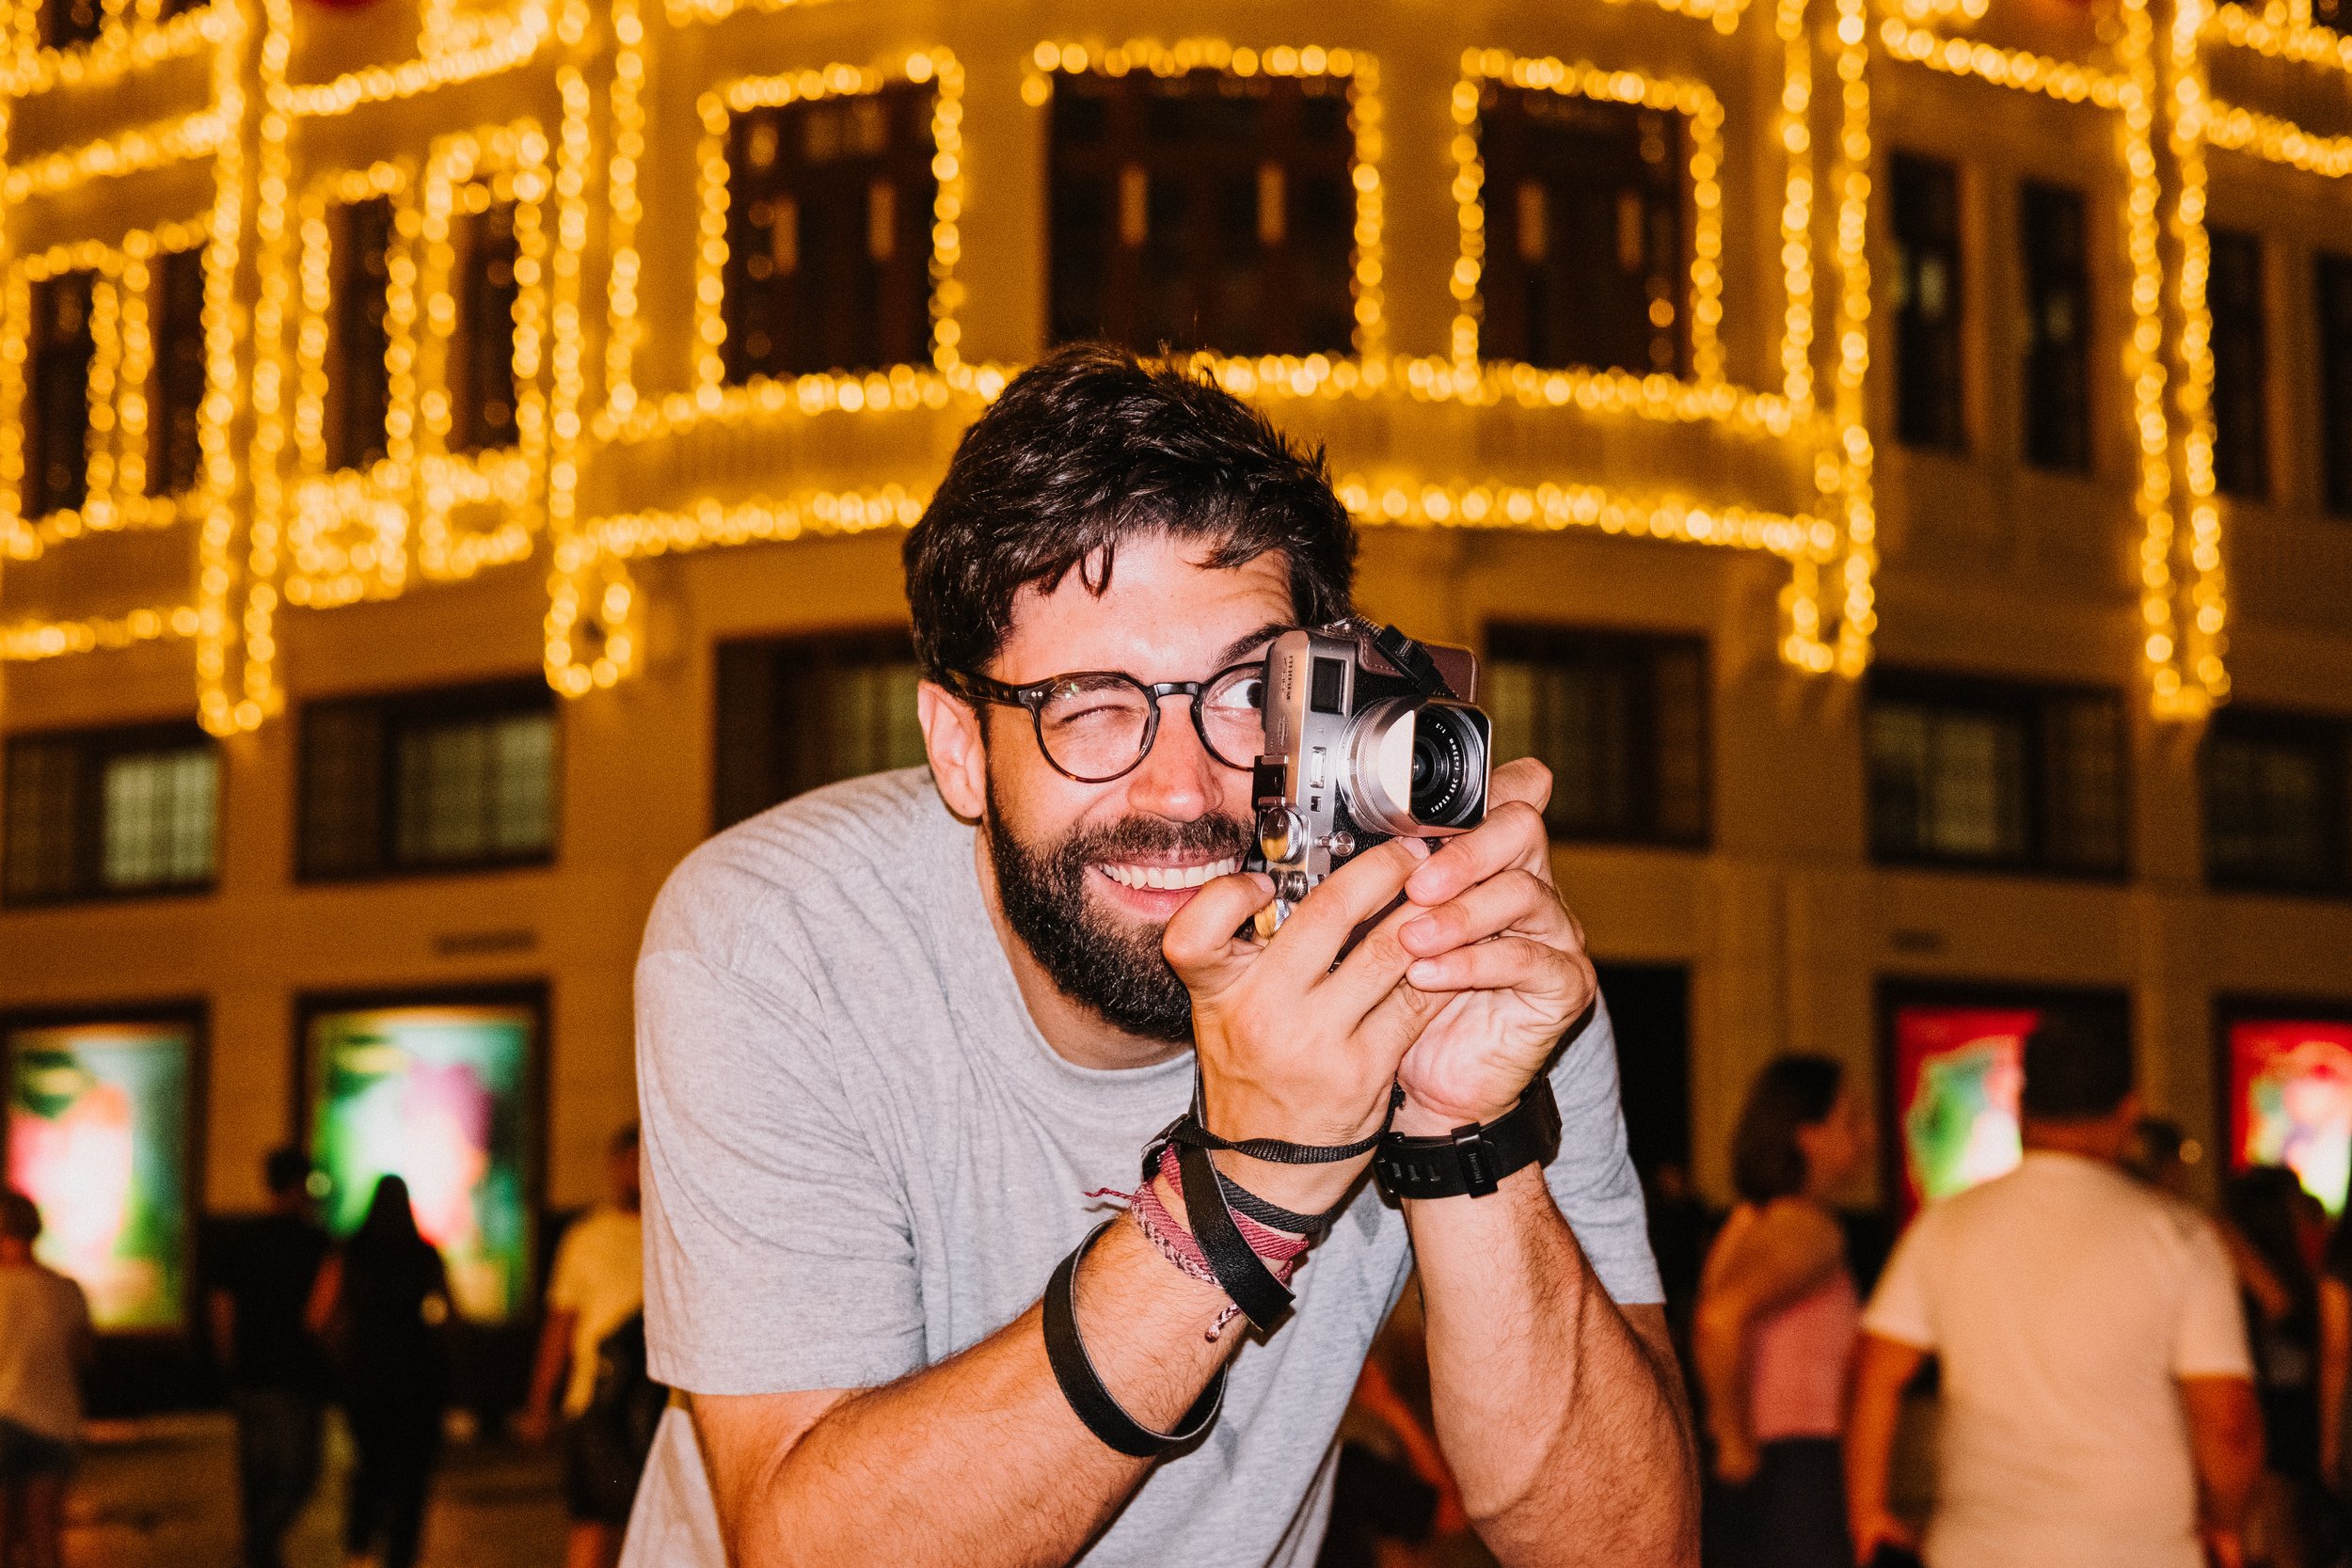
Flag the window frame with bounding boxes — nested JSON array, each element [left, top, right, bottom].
[[2018, 180, 2093, 474], [294, 676, 561, 885], [2319, 250, 2352, 518], [1481, 623, 1714, 851], [2199, 705, 2352, 897], [1, 719, 221, 909], [1864, 667, 2132, 881], [1890, 150, 1967, 454], [2208, 227, 2269, 500], [711, 627, 926, 832]]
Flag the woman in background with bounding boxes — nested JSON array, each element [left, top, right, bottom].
[[1694, 1055, 1867, 1568], [2224, 1164, 2324, 1568], [309, 1177, 453, 1568]]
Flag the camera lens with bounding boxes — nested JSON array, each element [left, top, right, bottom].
[[1409, 706, 1484, 828]]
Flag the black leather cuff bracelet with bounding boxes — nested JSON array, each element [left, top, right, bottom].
[[1042, 1219, 1226, 1458], [1371, 1076, 1563, 1199]]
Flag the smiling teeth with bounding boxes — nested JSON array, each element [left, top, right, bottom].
[[1101, 857, 1241, 891]]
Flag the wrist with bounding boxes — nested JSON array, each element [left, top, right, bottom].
[[1393, 1085, 1525, 1138]]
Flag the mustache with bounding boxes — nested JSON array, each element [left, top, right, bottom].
[[1057, 813, 1252, 868]]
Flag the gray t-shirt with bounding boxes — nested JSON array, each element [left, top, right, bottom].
[[621, 768, 1661, 1568]]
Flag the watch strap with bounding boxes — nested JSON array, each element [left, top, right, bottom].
[[1371, 1077, 1563, 1200]]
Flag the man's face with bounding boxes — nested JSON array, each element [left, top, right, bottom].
[[972, 534, 1296, 1041]]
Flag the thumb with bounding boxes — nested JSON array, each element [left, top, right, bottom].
[[1162, 870, 1276, 994]]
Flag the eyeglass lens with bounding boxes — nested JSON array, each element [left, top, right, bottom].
[[1034, 666, 1267, 781]]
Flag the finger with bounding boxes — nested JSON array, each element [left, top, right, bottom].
[[1354, 970, 1454, 1062], [1403, 935, 1587, 1004], [1265, 836, 1429, 978], [1319, 887, 1440, 1019], [1161, 870, 1276, 991], [1487, 755, 1554, 814], [1406, 798, 1549, 908], [1398, 868, 1567, 959]]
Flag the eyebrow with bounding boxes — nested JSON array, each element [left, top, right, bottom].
[[1215, 619, 1298, 668]]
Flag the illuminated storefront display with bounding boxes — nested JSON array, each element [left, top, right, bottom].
[[3, 1017, 195, 1331], [305, 999, 536, 1323], [2227, 1014, 2352, 1215], [1890, 1004, 2037, 1217]]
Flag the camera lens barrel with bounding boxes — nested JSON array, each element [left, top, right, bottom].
[[1342, 698, 1489, 837]]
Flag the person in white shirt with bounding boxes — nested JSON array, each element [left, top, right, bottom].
[[521, 1125, 647, 1568], [0, 1187, 92, 1568], [1845, 1018, 2265, 1568]]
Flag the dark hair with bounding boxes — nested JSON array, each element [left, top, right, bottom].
[[0, 1189, 40, 1243], [1731, 1055, 1846, 1205], [2226, 1165, 2317, 1326], [263, 1147, 310, 1197], [2021, 1016, 2135, 1120], [903, 343, 1357, 683], [610, 1122, 640, 1157]]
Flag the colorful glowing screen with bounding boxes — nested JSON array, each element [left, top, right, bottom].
[[4, 1020, 193, 1330], [2229, 1018, 2352, 1215], [308, 1004, 533, 1323], [1892, 1006, 2039, 1218]]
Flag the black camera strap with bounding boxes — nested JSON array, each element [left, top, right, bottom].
[[1364, 621, 1457, 701]]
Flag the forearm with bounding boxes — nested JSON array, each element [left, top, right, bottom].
[[525, 1312, 574, 1420], [1842, 1380, 1900, 1534], [731, 1217, 1235, 1568], [1406, 1166, 1696, 1567], [1691, 1298, 1752, 1456]]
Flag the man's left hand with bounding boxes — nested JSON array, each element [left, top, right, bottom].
[[1391, 757, 1596, 1136]]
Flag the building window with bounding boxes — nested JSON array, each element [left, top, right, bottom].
[[2, 724, 219, 905], [2321, 252, 2352, 517], [298, 680, 558, 880], [2317, 0, 2345, 32], [2202, 709, 2350, 894], [1049, 69, 1356, 357], [723, 86, 937, 383], [1891, 153, 1964, 452], [151, 247, 208, 499], [453, 201, 522, 454], [2209, 229, 2267, 499], [1475, 89, 1686, 376], [2020, 182, 2090, 471], [43, 0, 101, 47], [1867, 672, 2126, 875], [26, 272, 96, 518], [1482, 627, 1708, 847], [713, 631, 926, 831], [331, 196, 394, 474]]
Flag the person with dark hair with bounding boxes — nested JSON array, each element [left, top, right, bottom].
[[624, 344, 1694, 1568], [1692, 1055, 1864, 1567], [0, 1188, 90, 1568], [1847, 1018, 2265, 1568], [208, 1147, 333, 1568], [307, 1177, 453, 1568], [520, 1124, 649, 1568], [2220, 1166, 2326, 1568]]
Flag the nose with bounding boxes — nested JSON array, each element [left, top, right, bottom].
[[1121, 693, 1222, 823]]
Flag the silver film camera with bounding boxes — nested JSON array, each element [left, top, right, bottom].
[[1248, 623, 1492, 940]]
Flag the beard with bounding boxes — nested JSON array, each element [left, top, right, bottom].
[[985, 778, 1251, 1044]]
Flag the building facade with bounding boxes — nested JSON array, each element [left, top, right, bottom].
[[1, 0, 2348, 1340]]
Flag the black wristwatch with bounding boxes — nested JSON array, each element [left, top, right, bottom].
[[1371, 1077, 1563, 1199]]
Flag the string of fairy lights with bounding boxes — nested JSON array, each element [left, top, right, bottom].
[[5, 0, 2341, 722]]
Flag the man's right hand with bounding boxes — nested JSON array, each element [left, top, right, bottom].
[[1163, 837, 1450, 1217]]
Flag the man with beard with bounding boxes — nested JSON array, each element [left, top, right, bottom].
[[621, 344, 1697, 1568]]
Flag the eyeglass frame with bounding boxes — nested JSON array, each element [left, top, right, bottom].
[[938, 661, 1267, 784]]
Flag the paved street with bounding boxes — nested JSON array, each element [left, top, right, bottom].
[[66, 1414, 566, 1568]]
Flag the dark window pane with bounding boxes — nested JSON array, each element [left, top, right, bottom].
[[2021, 182, 2090, 471], [27, 272, 96, 517], [299, 682, 555, 879], [1483, 627, 1708, 846], [1477, 90, 1687, 376], [44, 0, 101, 46], [2202, 712, 2349, 891], [1047, 71, 1355, 357], [713, 631, 926, 830], [453, 201, 522, 454], [2209, 229, 2267, 499], [333, 196, 394, 472], [723, 85, 937, 382], [2042, 693, 2125, 871], [4, 725, 217, 904], [1869, 702, 2029, 861], [151, 247, 209, 498], [2321, 253, 2352, 517], [1892, 153, 1965, 452], [2318, 0, 2345, 33]]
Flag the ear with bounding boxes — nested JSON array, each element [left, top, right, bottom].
[[919, 681, 989, 821]]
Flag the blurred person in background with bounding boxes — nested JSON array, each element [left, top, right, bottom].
[[1846, 1019, 2264, 1568], [0, 1189, 89, 1568], [1693, 1055, 1865, 1568], [2221, 1166, 2325, 1568], [210, 1148, 334, 1568], [2125, 1117, 2201, 1200], [309, 1176, 453, 1568], [520, 1124, 649, 1568]]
